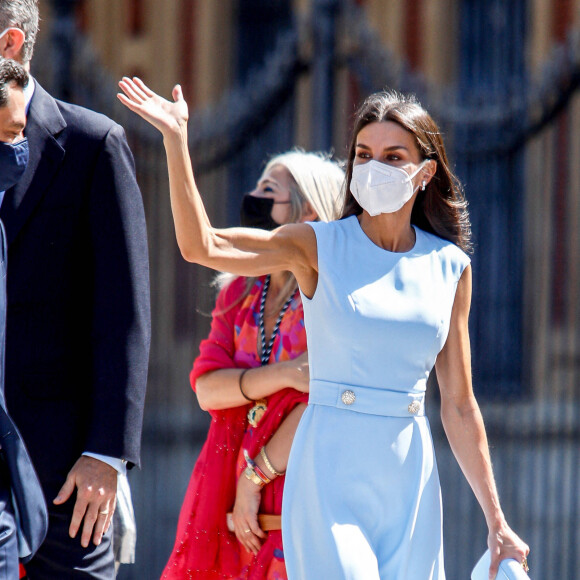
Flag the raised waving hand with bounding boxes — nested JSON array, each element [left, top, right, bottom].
[[118, 77, 188, 136], [116, 76, 318, 294]]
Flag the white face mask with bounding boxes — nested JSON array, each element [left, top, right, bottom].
[[350, 159, 427, 216]]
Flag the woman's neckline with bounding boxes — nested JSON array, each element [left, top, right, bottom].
[[350, 215, 420, 255]]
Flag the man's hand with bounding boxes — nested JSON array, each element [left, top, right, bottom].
[[53, 456, 118, 548]]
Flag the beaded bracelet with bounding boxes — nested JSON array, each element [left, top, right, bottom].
[[260, 446, 285, 477], [238, 368, 254, 402]]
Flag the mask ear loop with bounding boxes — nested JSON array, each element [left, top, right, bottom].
[[0, 28, 18, 44]]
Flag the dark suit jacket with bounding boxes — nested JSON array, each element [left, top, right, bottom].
[[0, 221, 48, 562], [0, 81, 151, 501]]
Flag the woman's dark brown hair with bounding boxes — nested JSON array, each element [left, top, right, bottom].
[[341, 90, 472, 253]]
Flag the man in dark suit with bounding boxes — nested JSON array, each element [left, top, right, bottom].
[[0, 56, 48, 580], [0, 2, 151, 577]]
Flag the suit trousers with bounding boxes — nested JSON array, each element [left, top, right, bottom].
[[0, 454, 18, 580], [24, 502, 115, 580]]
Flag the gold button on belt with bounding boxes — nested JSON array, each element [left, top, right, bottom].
[[408, 400, 421, 415]]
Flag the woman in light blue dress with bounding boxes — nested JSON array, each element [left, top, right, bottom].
[[118, 80, 529, 580]]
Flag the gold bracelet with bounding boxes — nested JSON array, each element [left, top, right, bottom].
[[239, 368, 254, 402], [260, 446, 285, 477], [243, 465, 267, 488]]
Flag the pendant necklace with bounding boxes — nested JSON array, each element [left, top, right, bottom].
[[247, 275, 296, 428]]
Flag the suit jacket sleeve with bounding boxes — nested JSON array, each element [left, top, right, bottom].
[[84, 122, 150, 467]]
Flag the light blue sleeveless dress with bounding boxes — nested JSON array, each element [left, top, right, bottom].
[[281, 215, 470, 580]]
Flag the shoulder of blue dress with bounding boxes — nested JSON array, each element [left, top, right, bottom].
[[416, 228, 471, 269], [308, 215, 354, 227], [306, 218, 332, 231], [305, 217, 347, 244]]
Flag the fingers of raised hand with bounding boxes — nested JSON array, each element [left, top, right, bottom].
[[119, 77, 148, 104], [172, 84, 184, 103], [117, 86, 141, 113], [132, 77, 155, 98], [127, 78, 150, 102]]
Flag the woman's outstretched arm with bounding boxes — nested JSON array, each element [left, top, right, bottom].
[[117, 77, 317, 290], [436, 265, 529, 578]]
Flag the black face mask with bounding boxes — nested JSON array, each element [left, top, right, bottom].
[[240, 194, 281, 231]]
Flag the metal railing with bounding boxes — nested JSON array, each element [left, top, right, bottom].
[[33, 2, 580, 577]]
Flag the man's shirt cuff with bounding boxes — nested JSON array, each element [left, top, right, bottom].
[[83, 452, 127, 475]]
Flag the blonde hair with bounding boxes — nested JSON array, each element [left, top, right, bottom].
[[214, 149, 345, 313], [263, 149, 345, 223]]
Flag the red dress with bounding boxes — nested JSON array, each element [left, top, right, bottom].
[[162, 276, 308, 579]]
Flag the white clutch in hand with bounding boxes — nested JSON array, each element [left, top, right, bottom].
[[471, 549, 530, 580]]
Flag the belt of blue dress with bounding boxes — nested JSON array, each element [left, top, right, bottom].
[[309, 379, 426, 417]]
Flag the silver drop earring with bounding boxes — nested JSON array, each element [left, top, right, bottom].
[[421, 180, 427, 191]]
